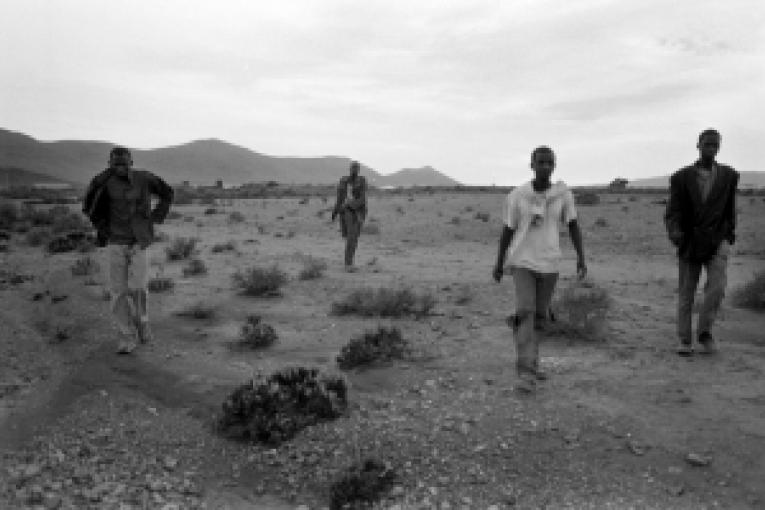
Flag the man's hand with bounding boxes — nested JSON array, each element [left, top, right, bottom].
[[576, 259, 587, 280], [668, 231, 683, 247], [331, 209, 338, 221], [492, 265, 503, 283]]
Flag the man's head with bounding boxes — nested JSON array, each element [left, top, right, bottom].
[[697, 129, 721, 162], [109, 147, 133, 176], [349, 160, 360, 178], [530, 146, 556, 182]]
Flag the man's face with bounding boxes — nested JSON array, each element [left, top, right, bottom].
[[531, 151, 555, 181], [697, 134, 720, 161], [350, 164, 359, 178], [110, 154, 132, 176]]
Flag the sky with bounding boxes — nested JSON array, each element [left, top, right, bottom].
[[1, 0, 764, 185]]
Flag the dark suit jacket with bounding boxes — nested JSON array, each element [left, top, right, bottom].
[[664, 161, 738, 263], [82, 168, 174, 248]]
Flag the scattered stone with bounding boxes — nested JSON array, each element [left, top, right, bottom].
[[685, 452, 711, 467], [626, 440, 645, 456], [667, 484, 686, 496]]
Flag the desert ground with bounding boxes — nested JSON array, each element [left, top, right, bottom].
[[1, 191, 764, 509]]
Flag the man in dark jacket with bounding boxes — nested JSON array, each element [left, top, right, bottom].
[[664, 129, 739, 356], [83, 147, 174, 354], [331, 160, 367, 272]]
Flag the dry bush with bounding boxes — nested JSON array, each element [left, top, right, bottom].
[[50, 208, 89, 234], [204, 207, 218, 215], [395, 205, 405, 215], [233, 264, 288, 296], [175, 301, 217, 320], [26, 227, 51, 247], [148, 276, 174, 293], [336, 326, 408, 370], [553, 280, 611, 338], [166, 211, 183, 220], [299, 256, 328, 280], [0, 202, 18, 229], [474, 211, 490, 222], [332, 287, 436, 318], [182, 258, 208, 276], [731, 271, 765, 310], [298, 197, 309, 205], [71, 255, 99, 276], [453, 283, 473, 305], [575, 192, 601, 206], [449, 216, 461, 225], [228, 211, 246, 224], [239, 315, 278, 349], [362, 223, 381, 235], [47, 232, 95, 253], [165, 236, 198, 261], [211, 240, 237, 253], [629, 195, 638, 202], [329, 458, 396, 510], [217, 367, 347, 445], [594, 217, 608, 227]]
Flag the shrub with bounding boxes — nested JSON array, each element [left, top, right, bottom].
[[575, 192, 600, 206], [336, 326, 408, 370], [299, 256, 327, 280], [211, 240, 237, 253], [453, 283, 473, 305], [449, 216, 461, 225], [50, 208, 89, 233], [228, 211, 246, 224], [331, 287, 436, 318], [165, 237, 198, 261], [329, 458, 396, 510], [474, 211, 490, 222], [204, 207, 218, 215], [628, 195, 638, 202], [182, 258, 208, 276], [148, 276, 174, 293], [71, 255, 99, 276], [395, 205, 404, 215], [594, 217, 608, 227], [217, 367, 347, 445], [731, 271, 765, 310], [47, 232, 94, 253], [298, 197, 309, 205], [553, 280, 611, 337], [361, 223, 380, 235], [239, 315, 278, 348], [166, 211, 183, 220], [0, 202, 18, 229], [175, 301, 217, 320], [26, 227, 51, 247], [233, 264, 288, 296]]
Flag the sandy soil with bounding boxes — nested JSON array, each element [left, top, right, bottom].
[[1, 193, 764, 509]]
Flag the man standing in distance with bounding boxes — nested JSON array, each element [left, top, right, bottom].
[[665, 129, 739, 356], [332, 160, 367, 272], [493, 146, 587, 393], [83, 147, 174, 354]]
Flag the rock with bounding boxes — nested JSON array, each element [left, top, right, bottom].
[[162, 456, 179, 470], [667, 484, 686, 496], [685, 453, 711, 466], [626, 440, 645, 456]]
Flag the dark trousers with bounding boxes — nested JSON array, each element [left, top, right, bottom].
[[340, 209, 363, 266], [677, 243, 729, 344]]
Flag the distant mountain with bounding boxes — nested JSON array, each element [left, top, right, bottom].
[[376, 166, 460, 187], [628, 171, 765, 188], [0, 128, 461, 187], [0, 166, 71, 187]]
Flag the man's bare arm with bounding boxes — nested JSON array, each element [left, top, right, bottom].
[[568, 219, 587, 279], [493, 225, 514, 282]]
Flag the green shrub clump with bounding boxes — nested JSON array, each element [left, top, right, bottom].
[[553, 279, 610, 337], [298, 256, 328, 280], [337, 326, 408, 370], [332, 287, 435, 318], [217, 367, 347, 445], [165, 237, 198, 261], [233, 264, 287, 296], [71, 255, 99, 276], [329, 458, 396, 510], [731, 271, 765, 310], [182, 258, 208, 276], [148, 276, 174, 293], [239, 315, 278, 348]]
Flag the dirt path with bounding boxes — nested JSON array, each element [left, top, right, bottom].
[[2, 195, 764, 509]]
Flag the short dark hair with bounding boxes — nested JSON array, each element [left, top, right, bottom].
[[350, 160, 360, 170], [698, 129, 721, 143], [531, 146, 555, 163], [110, 146, 132, 158]]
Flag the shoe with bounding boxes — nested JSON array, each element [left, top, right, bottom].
[[698, 332, 718, 355], [137, 321, 154, 344], [677, 342, 693, 357]]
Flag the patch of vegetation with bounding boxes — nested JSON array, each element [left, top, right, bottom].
[[329, 458, 396, 510], [553, 280, 611, 337], [26, 227, 51, 247], [71, 255, 99, 276], [453, 283, 473, 305], [228, 211, 246, 223], [239, 314, 278, 349], [175, 301, 217, 320], [362, 223, 381, 235], [233, 264, 288, 296], [47, 232, 95, 253], [731, 271, 765, 310], [165, 236, 198, 261], [474, 211, 490, 222], [449, 216, 461, 225], [0, 202, 18, 229], [166, 211, 183, 220], [332, 287, 436, 318], [182, 258, 208, 276], [211, 240, 237, 253], [299, 256, 328, 280], [204, 207, 218, 215], [594, 217, 608, 227], [217, 367, 348, 445], [148, 276, 174, 293], [575, 192, 601, 206], [336, 326, 408, 370]]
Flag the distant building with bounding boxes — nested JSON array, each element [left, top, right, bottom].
[[32, 182, 73, 190]]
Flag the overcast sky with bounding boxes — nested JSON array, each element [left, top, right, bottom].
[[1, 0, 763, 185]]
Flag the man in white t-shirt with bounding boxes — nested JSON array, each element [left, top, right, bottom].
[[493, 146, 587, 393]]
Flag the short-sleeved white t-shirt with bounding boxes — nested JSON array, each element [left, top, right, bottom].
[[503, 181, 577, 274]]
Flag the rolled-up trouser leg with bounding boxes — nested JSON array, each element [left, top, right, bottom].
[[677, 258, 702, 344], [512, 267, 539, 375], [698, 246, 728, 336]]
